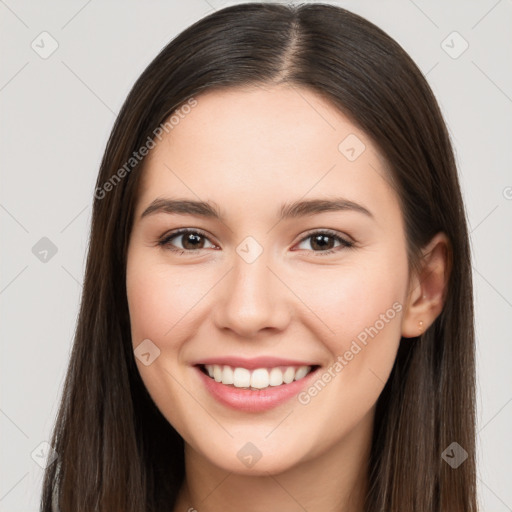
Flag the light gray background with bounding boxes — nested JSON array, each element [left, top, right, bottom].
[[1, 0, 511, 510]]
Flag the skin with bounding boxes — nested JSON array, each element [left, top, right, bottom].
[[126, 84, 450, 512]]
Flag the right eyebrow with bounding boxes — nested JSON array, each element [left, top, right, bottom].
[[140, 198, 223, 221]]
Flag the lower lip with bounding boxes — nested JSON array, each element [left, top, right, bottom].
[[194, 365, 320, 412]]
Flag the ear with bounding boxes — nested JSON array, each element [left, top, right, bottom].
[[401, 232, 452, 338]]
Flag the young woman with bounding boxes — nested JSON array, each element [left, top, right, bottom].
[[41, 3, 478, 511]]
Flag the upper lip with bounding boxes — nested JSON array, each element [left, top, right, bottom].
[[193, 356, 319, 370]]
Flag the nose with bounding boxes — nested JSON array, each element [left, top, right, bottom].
[[213, 250, 291, 338]]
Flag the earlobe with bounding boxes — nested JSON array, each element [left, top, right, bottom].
[[401, 232, 452, 338]]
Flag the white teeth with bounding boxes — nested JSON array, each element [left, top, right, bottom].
[[203, 364, 313, 389], [283, 367, 295, 384], [222, 365, 234, 385], [250, 368, 269, 389], [213, 365, 223, 382], [294, 366, 309, 380], [233, 367, 251, 388], [269, 367, 283, 386]]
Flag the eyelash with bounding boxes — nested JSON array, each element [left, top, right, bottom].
[[157, 228, 354, 257]]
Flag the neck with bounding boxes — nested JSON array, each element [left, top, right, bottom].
[[173, 408, 374, 512]]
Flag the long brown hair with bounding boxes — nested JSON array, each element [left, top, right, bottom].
[[40, 3, 477, 511]]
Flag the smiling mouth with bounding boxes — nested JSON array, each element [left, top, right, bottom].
[[198, 363, 320, 391]]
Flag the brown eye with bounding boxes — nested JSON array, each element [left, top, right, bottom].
[[295, 230, 354, 255], [158, 229, 216, 253]]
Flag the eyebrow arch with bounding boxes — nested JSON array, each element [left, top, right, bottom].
[[140, 197, 374, 222]]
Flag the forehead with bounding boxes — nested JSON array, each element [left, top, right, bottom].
[[136, 84, 398, 223], [148, 84, 367, 169]]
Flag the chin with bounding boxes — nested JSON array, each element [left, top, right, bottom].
[[190, 435, 311, 476]]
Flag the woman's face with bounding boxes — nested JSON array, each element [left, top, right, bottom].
[[126, 84, 412, 475]]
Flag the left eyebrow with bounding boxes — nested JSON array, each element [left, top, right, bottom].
[[279, 197, 374, 220], [139, 197, 374, 222]]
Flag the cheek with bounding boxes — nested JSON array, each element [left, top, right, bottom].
[[126, 254, 204, 346], [126, 252, 201, 433], [289, 252, 407, 448], [300, 247, 408, 371]]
